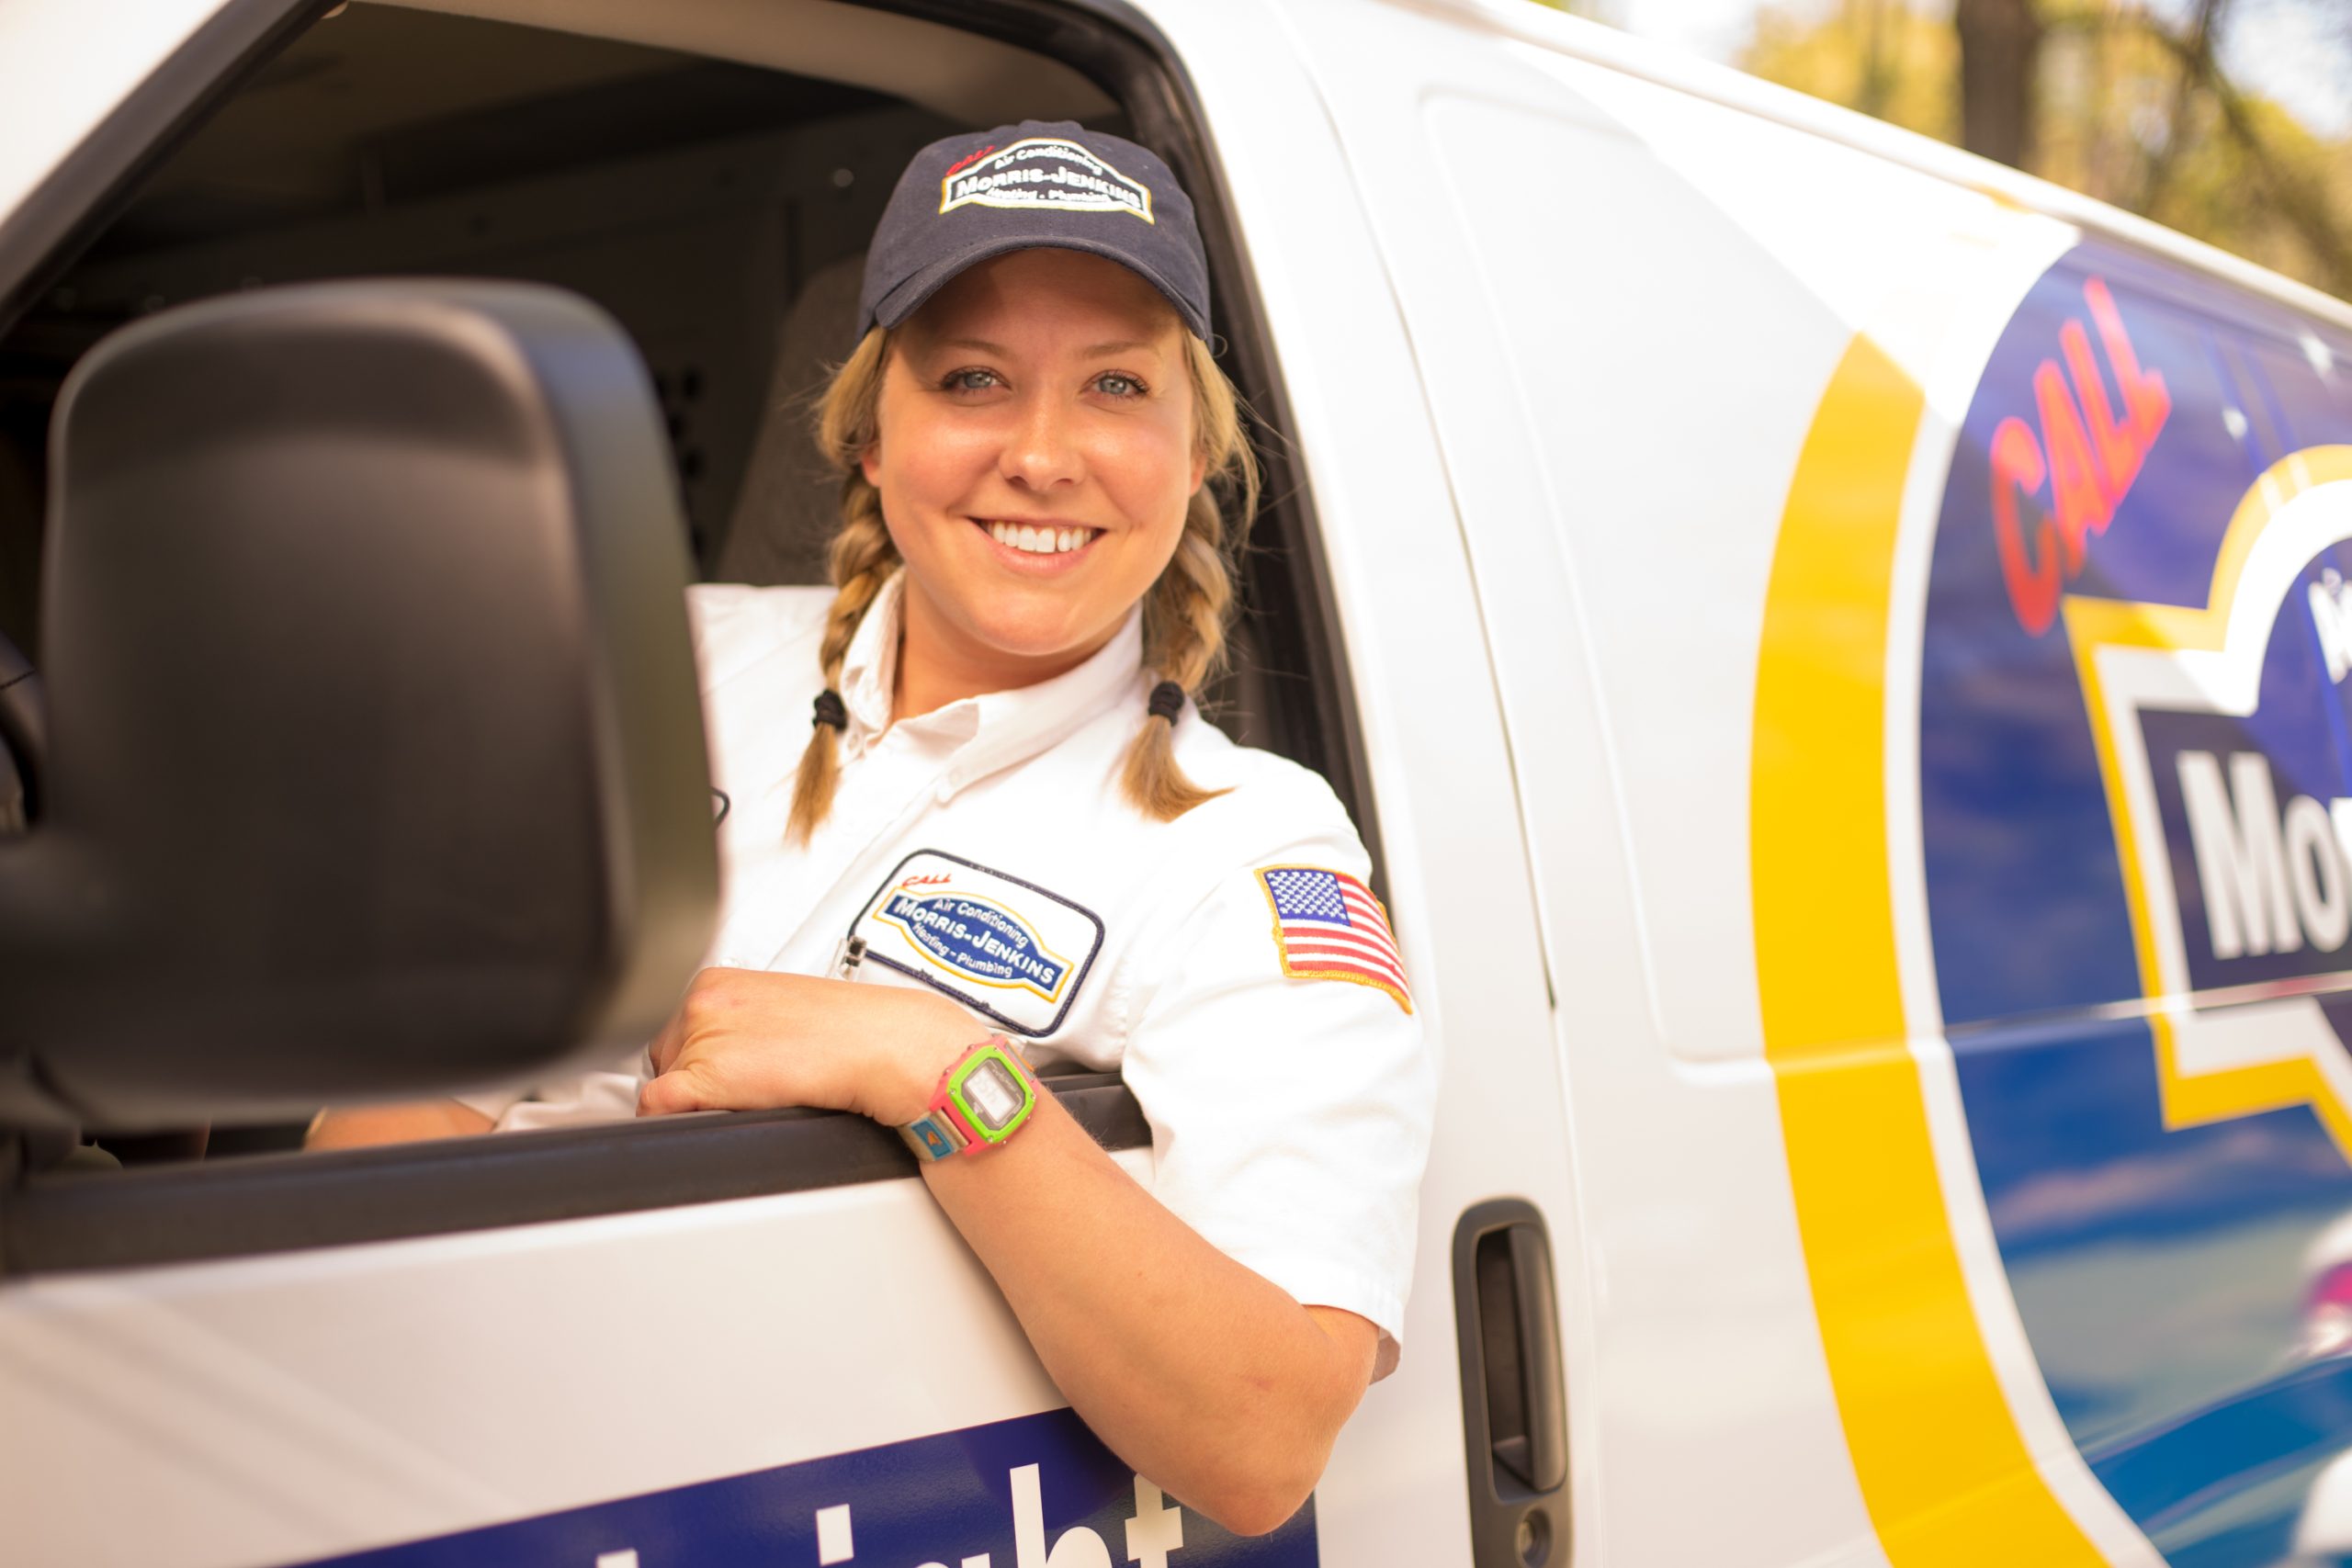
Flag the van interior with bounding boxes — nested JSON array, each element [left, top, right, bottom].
[[0, 0, 1363, 1168]]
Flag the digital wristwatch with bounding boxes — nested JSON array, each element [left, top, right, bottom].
[[898, 1035, 1040, 1161]]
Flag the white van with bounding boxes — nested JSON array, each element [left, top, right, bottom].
[[7, 3, 2352, 1566]]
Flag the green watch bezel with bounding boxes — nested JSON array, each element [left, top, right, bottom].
[[947, 1039, 1036, 1145]]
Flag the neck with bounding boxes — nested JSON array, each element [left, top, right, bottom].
[[889, 577, 1117, 722]]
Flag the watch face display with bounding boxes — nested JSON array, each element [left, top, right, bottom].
[[960, 1057, 1026, 1134]]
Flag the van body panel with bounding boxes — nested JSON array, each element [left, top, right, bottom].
[[1292, 0, 2352, 1563], [12, 0, 2352, 1565]]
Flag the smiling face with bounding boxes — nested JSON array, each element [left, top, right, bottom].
[[861, 246, 1206, 715]]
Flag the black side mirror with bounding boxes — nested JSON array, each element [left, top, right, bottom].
[[0, 279, 717, 1131]]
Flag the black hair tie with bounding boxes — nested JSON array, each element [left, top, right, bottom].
[[812, 688, 848, 731], [1147, 681, 1185, 724]]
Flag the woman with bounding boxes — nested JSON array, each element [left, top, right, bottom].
[[312, 120, 1433, 1537]]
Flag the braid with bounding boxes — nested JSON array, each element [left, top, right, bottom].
[[787, 328, 899, 844], [1118, 333, 1261, 822], [816, 489, 899, 682]]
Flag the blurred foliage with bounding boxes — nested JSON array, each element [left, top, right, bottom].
[[1738, 0, 2352, 299], [1748, 1, 1959, 140]]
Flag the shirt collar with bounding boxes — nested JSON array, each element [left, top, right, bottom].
[[838, 570, 906, 747], [836, 570, 1146, 791]]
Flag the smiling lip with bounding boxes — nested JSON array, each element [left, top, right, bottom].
[[971, 516, 1102, 568]]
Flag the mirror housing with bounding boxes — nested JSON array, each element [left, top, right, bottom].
[[0, 280, 717, 1130]]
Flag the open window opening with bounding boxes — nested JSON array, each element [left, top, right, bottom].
[[2, 1, 1363, 793], [0, 0, 1374, 1262]]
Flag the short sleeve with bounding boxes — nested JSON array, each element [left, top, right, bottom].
[[1117, 821, 1435, 1381]]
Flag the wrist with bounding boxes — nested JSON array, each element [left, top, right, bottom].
[[870, 998, 985, 1126], [897, 1034, 1042, 1163]]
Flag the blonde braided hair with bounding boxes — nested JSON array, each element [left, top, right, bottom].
[[786, 324, 1260, 843]]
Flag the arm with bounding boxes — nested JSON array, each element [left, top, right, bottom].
[[926, 1094, 1378, 1534], [306, 1100, 493, 1150], [639, 968, 1375, 1536]]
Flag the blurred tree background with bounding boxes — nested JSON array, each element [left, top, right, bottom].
[[1550, 0, 2352, 299]]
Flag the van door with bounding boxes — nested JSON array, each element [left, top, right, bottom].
[[1110, 4, 1591, 1564], [0, 4, 1575, 1566]]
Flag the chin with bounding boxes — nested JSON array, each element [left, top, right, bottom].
[[963, 602, 1116, 665], [974, 619, 1101, 664]]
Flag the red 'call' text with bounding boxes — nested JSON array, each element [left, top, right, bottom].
[[1992, 276, 2172, 634]]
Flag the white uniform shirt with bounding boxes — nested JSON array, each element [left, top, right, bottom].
[[462, 572, 1434, 1368]]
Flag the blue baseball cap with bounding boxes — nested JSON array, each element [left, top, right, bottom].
[[856, 119, 1211, 342]]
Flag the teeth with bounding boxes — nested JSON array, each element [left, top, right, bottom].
[[988, 521, 1093, 556]]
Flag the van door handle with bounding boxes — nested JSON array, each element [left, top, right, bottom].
[[1454, 1200, 1569, 1567]]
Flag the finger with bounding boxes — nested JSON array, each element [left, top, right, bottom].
[[638, 1067, 708, 1118], [648, 1008, 685, 1077], [652, 969, 728, 1076]]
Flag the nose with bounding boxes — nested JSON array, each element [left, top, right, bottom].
[[1000, 390, 1083, 491]]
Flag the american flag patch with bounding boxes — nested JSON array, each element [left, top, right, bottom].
[[1257, 865, 1412, 1015]]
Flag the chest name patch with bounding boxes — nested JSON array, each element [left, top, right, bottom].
[[851, 851, 1105, 1037]]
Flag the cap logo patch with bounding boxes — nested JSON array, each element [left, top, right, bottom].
[[939, 136, 1155, 224]]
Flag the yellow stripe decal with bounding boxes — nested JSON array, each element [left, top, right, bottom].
[[1751, 334, 2105, 1564]]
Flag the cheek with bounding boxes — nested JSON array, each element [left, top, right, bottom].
[[1094, 425, 1199, 533], [874, 422, 996, 519]]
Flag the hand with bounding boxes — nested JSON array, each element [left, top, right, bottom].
[[638, 968, 980, 1124]]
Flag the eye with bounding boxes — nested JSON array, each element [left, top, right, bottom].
[[941, 367, 1003, 394], [1093, 371, 1148, 399]]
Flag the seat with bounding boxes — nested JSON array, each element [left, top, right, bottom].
[[716, 252, 867, 587]]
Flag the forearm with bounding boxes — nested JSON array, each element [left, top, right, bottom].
[[305, 1099, 493, 1150], [923, 1093, 1374, 1535]]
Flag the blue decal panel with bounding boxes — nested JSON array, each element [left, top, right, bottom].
[[296, 1406, 1316, 1567], [1918, 238, 2352, 1564]]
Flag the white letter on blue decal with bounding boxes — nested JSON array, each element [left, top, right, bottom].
[[1011, 1464, 1113, 1568], [1125, 1476, 1183, 1566], [2179, 750, 2301, 959], [816, 1503, 854, 1564]]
